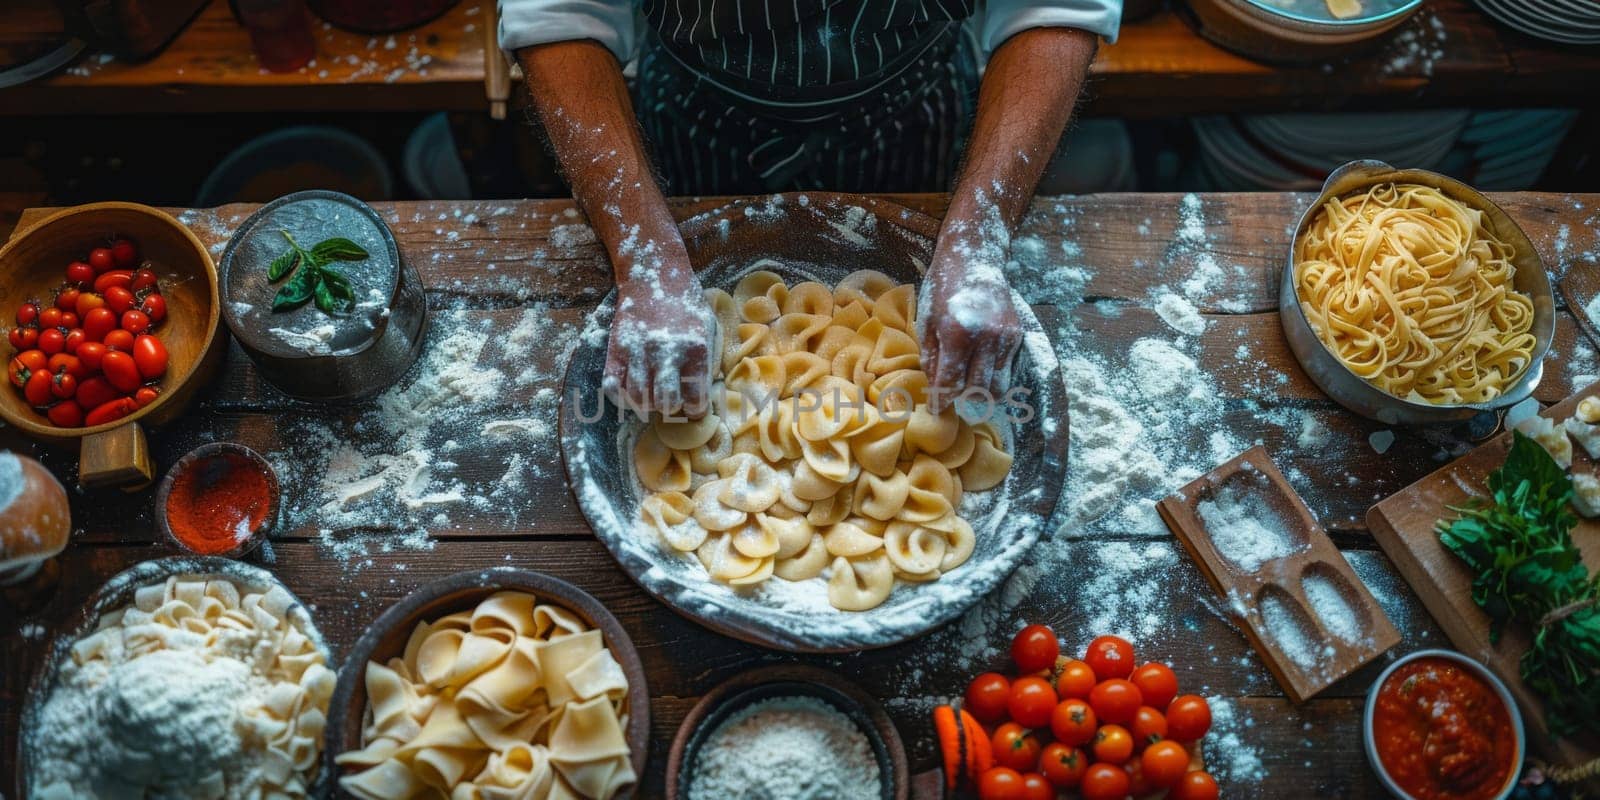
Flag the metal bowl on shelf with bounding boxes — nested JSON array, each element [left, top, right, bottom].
[[1184, 0, 1423, 62], [1279, 159, 1556, 427]]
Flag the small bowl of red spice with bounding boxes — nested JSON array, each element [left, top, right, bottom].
[[155, 443, 279, 558], [1364, 649, 1524, 800]]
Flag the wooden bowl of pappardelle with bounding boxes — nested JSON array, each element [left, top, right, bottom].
[[1278, 160, 1556, 427], [325, 568, 650, 799], [0, 202, 225, 487], [665, 664, 907, 800]]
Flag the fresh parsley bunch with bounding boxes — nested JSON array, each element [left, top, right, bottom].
[[268, 230, 368, 316], [1437, 431, 1600, 736]]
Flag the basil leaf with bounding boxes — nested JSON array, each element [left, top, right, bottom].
[[311, 238, 369, 262], [268, 249, 299, 282], [314, 277, 337, 315], [271, 266, 318, 312], [318, 267, 356, 312]]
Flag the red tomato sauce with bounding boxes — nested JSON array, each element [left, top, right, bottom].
[[164, 452, 273, 555], [1372, 657, 1517, 800]]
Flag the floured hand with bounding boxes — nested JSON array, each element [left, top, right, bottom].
[[603, 266, 716, 419], [919, 242, 1022, 414]]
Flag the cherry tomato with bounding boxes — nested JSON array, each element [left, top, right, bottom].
[[63, 328, 85, 355], [104, 286, 135, 315], [1089, 679, 1143, 725], [23, 369, 53, 406], [966, 672, 1012, 724], [110, 238, 138, 268], [1140, 740, 1190, 788], [1038, 742, 1088, 789], [1092, 724, 1134, 765], [38, 327, 65, 355], [47, 400, 83, 427], [1018, 772, 1053, 800], [75, 291, 105, 317], [103, 329, 134, 352], [77, 341, 107, 370], [49, 370, 76, 400], [131, 268, 158, 292], [1085, 635, 1136, 681], [1166, 696, 1212, 742], [977, 767, 1024, 800], [75, 376, 118, 410], [65, 260, 95, 285], [1057, 659, 1097, 700], [1010, 624, 1059, 674], [1007, 676, 1057, 729], [121, 309, 150, 335], [16, 302, 37, 327], [8, 356, 34, 388], [47, 353, 83, 378], [139, 293, 166, 323], [55, 288, 78, 311], [14, 349, 47, 373], [1125, 758, 1153, 796], [9, 326, 38, 350], [83, 307, 118, 342], [88, 247, 115, 273], [132, 334, 168, 379], [992, 722, 1042, 772], [93, 270, 132, 293], [37, 306, 62, 328], [1080, 763, 1131, 800], [1170, 770, 1220, 800], [1131, 706, 1168, 749], [84, 396, 137, 426], [134, 385, 160, 408], [101, 350, 141, 393], [1050, 698, 1097, 746], [1131, 663, 1179, 711]]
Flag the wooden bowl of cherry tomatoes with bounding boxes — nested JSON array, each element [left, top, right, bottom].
[[0, 202, 224, 488], [934, 625, 1221, 800]]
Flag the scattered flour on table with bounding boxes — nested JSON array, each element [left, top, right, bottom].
[[1154, 291, 1207, 336], [689, 695, 880, 800], [1206, 698, 1267, 784]]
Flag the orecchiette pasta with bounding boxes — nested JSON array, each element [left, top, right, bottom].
[[632, 271, 1015, 611], [337, 592, 635, 800]]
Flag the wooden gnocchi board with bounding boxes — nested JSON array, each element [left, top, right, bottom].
[[1367, 381, 1600, 775]]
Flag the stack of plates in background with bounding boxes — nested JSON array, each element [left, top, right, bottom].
[[1190, 110, 1469, 190], [1473, 0, 1600, 45], [1038, 119, 1139, 194], [1457, 109, 1579, 190]]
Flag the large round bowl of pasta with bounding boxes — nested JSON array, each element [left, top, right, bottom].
[[1280, 160, 1556, 427], [560, 193, 1069, 652], [325, 568, 650, 800], [17, 557, 334, 799]]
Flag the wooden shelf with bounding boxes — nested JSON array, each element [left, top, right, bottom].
[[0, 0, 1594, 116], [0, 0, 491, 116]]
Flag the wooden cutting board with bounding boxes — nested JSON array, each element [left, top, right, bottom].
[[1367, 382, 1600, 775]]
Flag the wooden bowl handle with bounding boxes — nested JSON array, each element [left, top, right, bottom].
[[79, 422, 154, 490]]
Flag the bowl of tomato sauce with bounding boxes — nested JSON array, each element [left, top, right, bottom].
[[1364, 649, 1524, 800]]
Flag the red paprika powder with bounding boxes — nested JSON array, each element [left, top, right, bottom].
[[164, 451, 274, 555]]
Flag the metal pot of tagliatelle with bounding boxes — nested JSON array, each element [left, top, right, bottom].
[[1279, 159, 1556, 427]]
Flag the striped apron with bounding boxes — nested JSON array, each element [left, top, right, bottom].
[[636, 0, 980, 195]]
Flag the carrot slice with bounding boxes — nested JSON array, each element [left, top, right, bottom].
[[933, 705, 963, 789], [960, 709, 993, 776]]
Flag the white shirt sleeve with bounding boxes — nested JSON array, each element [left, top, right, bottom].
[[977, 0, 1123, 49], [498, 0, 639, 63]]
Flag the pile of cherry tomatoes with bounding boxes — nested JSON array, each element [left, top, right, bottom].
[[934, 625, 1219, 800], [7, 239, 171, 428]]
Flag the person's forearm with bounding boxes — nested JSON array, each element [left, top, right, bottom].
[[518, 40, 687, 285], [943, 27, 1097, 248]]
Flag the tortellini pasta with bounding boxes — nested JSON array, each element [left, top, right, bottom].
[[636, 271, 1015, 611], [337, 592, 634, 800]]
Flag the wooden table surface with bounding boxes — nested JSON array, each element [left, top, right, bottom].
[[2, 0, 1597, 116], [3, 191, 1598, 798]]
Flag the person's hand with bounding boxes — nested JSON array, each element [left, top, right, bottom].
[[919, 242, 1022, 414], [603, 260, 716, 419]]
